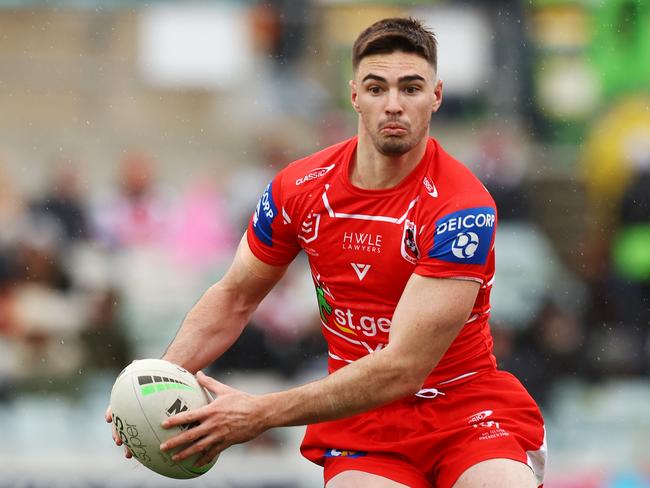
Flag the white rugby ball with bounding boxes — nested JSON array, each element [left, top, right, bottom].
[[110, 358, 218, 479]]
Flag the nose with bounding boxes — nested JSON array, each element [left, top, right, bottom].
[[384, 89, 403, 116]]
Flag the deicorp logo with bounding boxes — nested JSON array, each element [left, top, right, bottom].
[[451, 232, 480, 259], [429, 207, 495, 265]]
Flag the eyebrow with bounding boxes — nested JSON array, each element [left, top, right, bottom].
[[361, 74, 426, 84]]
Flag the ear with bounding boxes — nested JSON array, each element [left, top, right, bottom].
[[349, 79, 360, 113], [431, 78, 443, 113]]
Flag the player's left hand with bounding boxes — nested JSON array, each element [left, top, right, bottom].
[[159, 371, 267, 467]]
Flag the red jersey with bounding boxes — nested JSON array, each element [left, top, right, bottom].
[[247, 136, 498, 389]]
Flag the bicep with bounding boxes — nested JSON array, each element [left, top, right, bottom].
[[387, 274, 480, 377], [219, 233, 290, 307]]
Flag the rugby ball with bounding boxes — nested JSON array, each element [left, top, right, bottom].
[[110, 358, 218, 479]]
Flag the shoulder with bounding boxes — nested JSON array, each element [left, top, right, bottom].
[[274, 137, 355, 199]]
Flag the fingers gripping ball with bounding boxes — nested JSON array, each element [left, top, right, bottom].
[[110, 359, 218, 479]]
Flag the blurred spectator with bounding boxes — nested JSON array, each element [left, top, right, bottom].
[[471, 124, 589, 402], [17, 219, 72, 292], [210, 256, 325, 379], [607, 137, 650, 375], [491, 220, 583, 330], [474, 124, 530, 221], [9, 219, 88, 383], [581, 98, 650, 377], [0, 160, 130, 390], [80, 287, 132, 373], [472, 124, 583, 330], [30, 160, 90, 244], [225, 163, 274, 232], [0, 165, 28, 249], [250, 0, 310, 69], [0, 253, 20, 402], [249, 1, 282, 58], [93, 151, 169, 250], [167, 174, 237, 270], [499, 299, 585, 407], [580, 95, 650, 283], [225, 126, 299, 230]]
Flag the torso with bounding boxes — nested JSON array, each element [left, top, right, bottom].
[[248, 136, 498, 388]]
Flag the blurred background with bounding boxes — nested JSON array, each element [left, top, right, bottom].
[[0, 0, 649, 486]]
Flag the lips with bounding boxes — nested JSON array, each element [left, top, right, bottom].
[[381, 123, 407, 130], [380, 122, 408, 135]]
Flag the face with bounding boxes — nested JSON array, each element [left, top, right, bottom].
[[351, 51, 443, 156]]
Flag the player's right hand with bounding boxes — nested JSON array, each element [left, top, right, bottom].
[[105, 405, 133, 459]]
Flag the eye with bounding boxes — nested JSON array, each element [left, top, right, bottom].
[[404, 85, 421, 94], [367, 85, 383, 95]]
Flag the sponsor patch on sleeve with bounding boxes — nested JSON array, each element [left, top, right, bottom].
[[252, 181, 278, 246], [324, 449, 367, 458], [429, 207, 495, 265]]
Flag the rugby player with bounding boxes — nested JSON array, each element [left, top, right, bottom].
[[108, 17, 546, 488]]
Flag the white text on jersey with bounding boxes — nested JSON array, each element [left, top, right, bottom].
[[342, 232, 382, 253]]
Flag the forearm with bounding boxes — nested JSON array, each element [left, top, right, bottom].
[[162, 235, 285, 374], [258, 276, 473, 429], [159, 276, 479, 464], [162, 282, 256, 374], [261, 346, 425, 428]]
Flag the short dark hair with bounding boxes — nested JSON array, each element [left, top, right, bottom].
[[352, 17, 437, 72]]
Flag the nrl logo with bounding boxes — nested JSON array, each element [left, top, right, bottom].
[[298, 212, 320, 244]]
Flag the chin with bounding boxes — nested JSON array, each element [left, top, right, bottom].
[[377, 138, 415, 156]]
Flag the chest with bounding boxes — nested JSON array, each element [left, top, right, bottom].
[[293, 187, 430, 300]]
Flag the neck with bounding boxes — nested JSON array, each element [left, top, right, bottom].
[[351, 127, 429, 190]]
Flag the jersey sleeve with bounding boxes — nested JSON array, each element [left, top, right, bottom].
[[414, 194, 497, 284], [246, 171, 301, 266]]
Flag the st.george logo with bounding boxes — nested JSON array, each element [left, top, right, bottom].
[[401, 219, 419, 264]]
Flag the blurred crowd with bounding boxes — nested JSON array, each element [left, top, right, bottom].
[[0, 1, 649, 419], [452, 117, 650, 408], [0, 115, 648, 411], [0, 145, 329, 401]]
